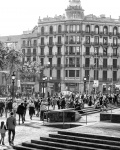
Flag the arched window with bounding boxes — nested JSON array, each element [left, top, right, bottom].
[[58, 25, 62, 33], [41, 26, 44, 35], [95, 25, 99, 34], [113, 27, 117, 35], [86, 25, 90, 33], [103, 26, 108, 35], [49, 26, 53, 34]]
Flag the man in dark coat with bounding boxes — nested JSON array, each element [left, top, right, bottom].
[[16, 103, 25, 125]]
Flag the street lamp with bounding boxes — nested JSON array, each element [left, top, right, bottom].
[[12, 72, 16, 102], [83, 77, 87, 94], [42, 76, 47, 98]]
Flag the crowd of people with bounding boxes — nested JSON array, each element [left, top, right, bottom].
[[0, 92, 119, 146]]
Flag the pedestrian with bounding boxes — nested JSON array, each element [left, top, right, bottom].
[[16, 103, 25, 125], [23, 100, 28, 121], [0, 121, 7, 145], [40, 100, 47, 121], [28, 101, 35, 120], [6, 112, 16, 146]]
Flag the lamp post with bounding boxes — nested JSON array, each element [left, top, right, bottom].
[[84, 77, 87, 94], [42, 77, 47, 98], [12, 72, 16, 102]]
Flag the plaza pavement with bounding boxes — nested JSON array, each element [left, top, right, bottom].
[[0, 106, 120, 149]]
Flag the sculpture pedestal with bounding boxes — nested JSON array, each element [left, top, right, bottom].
[[46, 109, 81, 123]]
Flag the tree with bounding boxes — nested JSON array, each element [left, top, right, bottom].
[[0, 41, 24, 95]]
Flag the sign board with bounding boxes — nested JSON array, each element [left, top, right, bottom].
[[93, 80, 99, 87]]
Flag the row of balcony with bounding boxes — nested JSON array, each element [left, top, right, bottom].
[[38, 31, 120, 37], [22, 42, 120, 48], [83, 31, 120, 37], [83, 64, 120, 69], [83, 52, 120, 57], [21, 44, 37, 48], [84, 42, 120, 47]]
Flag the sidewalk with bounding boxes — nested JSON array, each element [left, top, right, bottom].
[[0, 106, 119, 150], [0, 109, 60, 150]]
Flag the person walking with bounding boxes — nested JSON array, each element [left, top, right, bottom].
[[6, 112, 16, 146], [16, 103, 25, 125], [28, 101, 35, 120], [0, 121, 7, 145]]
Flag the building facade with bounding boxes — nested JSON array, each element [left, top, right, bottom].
[[1, 0, 120, 95]]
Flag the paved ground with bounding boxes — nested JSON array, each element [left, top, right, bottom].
[[0, 105, 120, 149]]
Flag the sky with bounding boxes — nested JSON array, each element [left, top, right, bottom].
[[0, 0, 120, 36]]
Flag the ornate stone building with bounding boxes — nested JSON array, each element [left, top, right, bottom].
[[1, 0, 120, 95]]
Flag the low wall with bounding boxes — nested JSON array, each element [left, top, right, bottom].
[[100, 113, 120, 123]]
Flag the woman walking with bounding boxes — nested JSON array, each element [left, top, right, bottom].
[[0, 121, 7, 145], [28, 101, 35, 120]]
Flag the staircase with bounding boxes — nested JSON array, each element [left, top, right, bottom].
[[13, 130, 120, 150]]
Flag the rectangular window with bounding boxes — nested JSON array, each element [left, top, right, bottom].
[[23, 40, 26, 46], [57, 70, 60, 79], [103, 37, 108, 45], [113, 48, 117, 56], [94, 58, 99, 67], [27, 49, 31, 55], [94, 70, 98, 80], [113, 59, 117, 68], [50, 69, 52, 77], [113, 71, 117, 81], [65, 70, 68, 77], [49, 58, 52, 65], [66, 47, 69, 54], [113, 37, 117, 46], [86, 36, 90, 44], [69, 57, 75, 67], [76, 47, 80, 55], [86, 47, 90, 55], [22, 49, 25, 55], [69, 70, 75, 77], [76, 70, 79, 77], [69, 46, 75, 55], [41, 48, 44, 55], [49, 47, 52, 55], [85, 70, 89, 80], [103, 59, 107, 68], [103, 71, 107, 81], [49, 37, 53, 44], [33, 57, 36, 61], [94, 47, 99, 55], [57, 47, 61, 55], [41, 58, 44, 66], [33, 49, 36, 55], [76, 58, 80, 67], [85, 58, 90, 67], [66, 36, 68, 43], [41, 37, 44, 45], [27, 57, 31, 62], [57, 58, 61, 66], [58, 36, 61, 44], [33, 40, 37, 46], [77, 25, 80, 32], [76, 36, 80, 43], [94, 36, 99, 44], [103, 48, 107, 56]]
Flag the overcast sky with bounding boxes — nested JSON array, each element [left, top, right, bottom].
[[0, 0, 120, 36]]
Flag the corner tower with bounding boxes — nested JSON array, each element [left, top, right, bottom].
[[65, 0, 84, 19]]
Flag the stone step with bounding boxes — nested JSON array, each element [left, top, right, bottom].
[[13, 144, 40, 150], [58, 131, 120, 142], [40, 136, 119, 150], [49, 133, 120, 147], [23, 142, 70, 150], [32, 139, 106, 150]]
